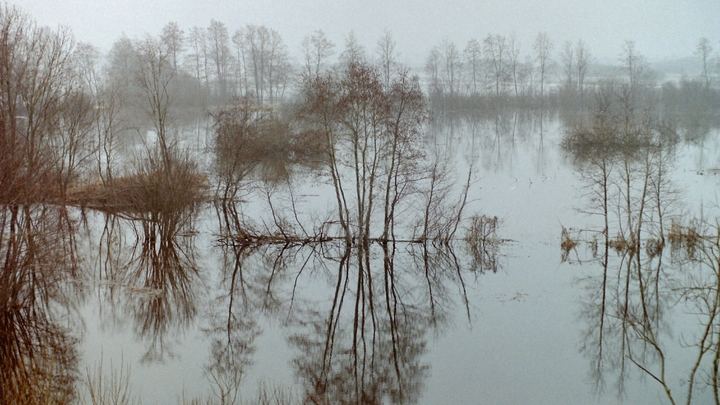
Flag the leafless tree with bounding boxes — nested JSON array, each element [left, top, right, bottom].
[[440, 38, 462, 97], [507, 33, 522, 98], [208, 20, 233, 100], [576, 40, 592, 103], [376, 30, 399, 88], [484, 34, 507, 97], [107, 35, 138, 91], [75, 42, 124, 184], [301, 29, 335, 77], [424, 47, 442, 97], [160, 21, 184, 73], [533, 32, 553, 101], [0, 5, 83, 402], [186, 26, 210, 93], [619, 40, 647, 93], [560, 40, 575, 92], [242, 25, 291, 104], [694, 37, 713, 88], [463, 38, 482, 96], [134, 34, 176, 163], [339, 31, 366, 65]]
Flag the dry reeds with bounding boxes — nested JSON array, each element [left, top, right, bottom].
[[668, 218, 701, 257], [67, 151, 209, 216], [645, 237, 665, 259], [465, 215, 499, 247], [83, 356, 139, 405], [560, 226, 579, 262]]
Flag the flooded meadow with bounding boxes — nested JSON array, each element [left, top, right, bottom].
[[6, 100, 720, 404]]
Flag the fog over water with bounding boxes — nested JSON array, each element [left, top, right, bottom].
[[4, 1, 720, 404], [21, 0, 720, 64]]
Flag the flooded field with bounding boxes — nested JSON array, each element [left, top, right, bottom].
[[36, 109, 715, 405]]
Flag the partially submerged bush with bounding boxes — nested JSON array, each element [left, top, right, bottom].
[[68, 150, 208, 216], [668, 218, 702, 258]]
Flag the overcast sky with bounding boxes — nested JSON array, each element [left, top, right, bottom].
[[19, 0, 720, 66]]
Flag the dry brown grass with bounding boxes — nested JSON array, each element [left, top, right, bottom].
[[645, 237, 665, 259], [560, 226, 578, 257], [67, 156, 209, 215], [608, 235, 639, 255], [668, 218, 701, 257]]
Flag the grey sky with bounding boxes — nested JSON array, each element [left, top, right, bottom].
[[20, 0, 720, 66]]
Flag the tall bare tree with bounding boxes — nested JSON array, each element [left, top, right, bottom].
[[186, 26, 210, 93], [533, 32, 553, 101], [135, 35, 176, 163], [695, 37, 712, 88], [376, 30, 399, 88], [484, 34, 507, 97], [619, 40, 646, 91], [440, 38, 462, 97], [507, 34, 522, 98], [560, 40, 575, 92], [160, 21, 184, 73], [463, 39, 482, 96], [207, 20, 232, 100], [339, 31, 366, 65], [231, 27, 248, 97], [575, 40, 592, 103], [301, 29, 335, 77], [425, 47, 442, 96], [244, 25, 291, 104]]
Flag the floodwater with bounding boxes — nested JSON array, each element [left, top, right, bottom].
[[7, 108, 720, 404]]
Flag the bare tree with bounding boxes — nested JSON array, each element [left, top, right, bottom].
[[107, 35, 138, 90], [484, 34, 507, 97], [463, 38, 482, 96], [440, 38, 462, 97], [160, 21, 184, 73], [376, 30, 399, 88], [576, 40, 592, 103], [424, 47, 442, 96], [560, 40, 575, 92], [297, 61, 430, 245], [243, 25, 291, 104], [507, 33, 522, 98], [207, 20, 233, 100], [339, 31, 366, 65], [619, 40, 647, 92], [694, 37, 712, 88], [186, 26, 210, 93], [134, 35, 176, 163], [533, 32, 553, 101], [0, 7, 83, 401], [263, 28, 291, 103], [231, 27, 248, 97], [0, 4, 79, 205], [301, 29, 335, 77], [74, 42, 125, 184]]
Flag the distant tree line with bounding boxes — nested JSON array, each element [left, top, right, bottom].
[[80, 17, 720, 111]]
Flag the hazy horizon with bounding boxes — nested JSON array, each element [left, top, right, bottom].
[[19, 0, 720, 67]]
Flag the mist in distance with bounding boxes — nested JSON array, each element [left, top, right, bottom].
[[21, 0, 720, 66]]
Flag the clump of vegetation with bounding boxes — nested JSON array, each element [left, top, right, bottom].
[[608, 235, 640, 255], [464, 214, 501, 271], [668, 218, 702, 258], [466, 215, 499, 247], [560, 226, 579, 261], [83, 356, 138, 405], [68, 151, 208, 216], [645, 237, 665, 259]]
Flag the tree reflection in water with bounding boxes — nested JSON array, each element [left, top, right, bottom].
[[93, 200, 201, 363], [564, 82, 720, 403], [212, 199, 501, 405], [0, 205, 82, 404]]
